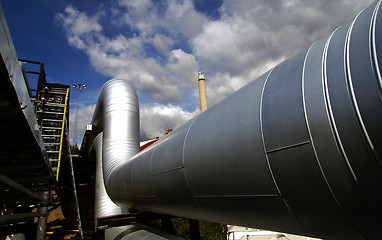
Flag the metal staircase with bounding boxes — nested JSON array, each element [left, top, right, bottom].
[[0, 5, 85, 236], [37, 84, 70, 180]]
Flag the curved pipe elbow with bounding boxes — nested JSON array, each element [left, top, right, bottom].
[[91, 79, 140, 202], [89, 2, 382, 239]]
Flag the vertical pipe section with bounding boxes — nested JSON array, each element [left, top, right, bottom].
[[91, 79, 140, 210], [36, 191, 49, 240], [90, 1, 382, 239], [94, 132, 127, 227], [92, 132, 182, 240]]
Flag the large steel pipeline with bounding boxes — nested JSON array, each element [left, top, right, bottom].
[[90, 1, 382, 239], [91, 133, 184, 239]]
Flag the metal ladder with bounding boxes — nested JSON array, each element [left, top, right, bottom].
[[38, 85, 69, 181]]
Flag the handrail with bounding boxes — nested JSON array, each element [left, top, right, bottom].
[[56, 87, 70, 181]]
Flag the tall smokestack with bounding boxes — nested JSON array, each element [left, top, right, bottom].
[[198, 71, 208, 112]]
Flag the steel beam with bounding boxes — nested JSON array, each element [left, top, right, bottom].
[[0, 174, 47, 204]]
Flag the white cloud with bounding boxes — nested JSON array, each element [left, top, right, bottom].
[[167, 49, 198, 89], [152, 33, 174, 56], [140, 103, 199, 140], [164, 1, 206, 37], [57, 0, 375, 142], [118, 0, 153, 14], [56, 5, 102, 50], [69, 104, 96, 144], [57, 5, 200, 104], [191, 0, 375, 105], [115, 0, 207, 37], [68, 93, 198, 143], [58, 5, 102, 35]]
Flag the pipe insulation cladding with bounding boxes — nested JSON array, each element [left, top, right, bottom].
[[90, 1, 382, 239], [92, 133, 184, 239], [93, 132, 128, 226]]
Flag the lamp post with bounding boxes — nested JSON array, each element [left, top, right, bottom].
[[72, 83, 86, 146]]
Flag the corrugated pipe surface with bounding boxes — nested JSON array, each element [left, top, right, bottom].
[[93, 1, 382, 240], [91, 79, 185, 240], [93, 132, 127, 224], [91, 79, 140, 194]]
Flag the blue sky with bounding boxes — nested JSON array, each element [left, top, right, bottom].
[[1, 0, 374, 142]]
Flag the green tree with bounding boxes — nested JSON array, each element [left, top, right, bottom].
[[70, 143, 80, 155], [200, 221, 224, 240], [171, 218, 224, 240]]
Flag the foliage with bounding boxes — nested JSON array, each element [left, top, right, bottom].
[[171, 218, 224, 240], [172, 218, 190, 239], [200, 221, 225, 240], [70, 143, 80, 155]]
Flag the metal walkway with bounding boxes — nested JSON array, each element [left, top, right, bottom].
[[0, 48, 53, 232], [0, 4, 83, 238]]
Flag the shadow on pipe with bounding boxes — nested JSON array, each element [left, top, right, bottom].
[[87, 1, 382, 239]]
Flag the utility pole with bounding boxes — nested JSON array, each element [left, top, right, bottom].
[[72, 83, 86, 145]]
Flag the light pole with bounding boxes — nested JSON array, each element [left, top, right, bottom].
[[72, 83, 86, 146]]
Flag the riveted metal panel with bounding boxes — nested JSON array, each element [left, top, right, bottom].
[[261, 50, 309, 152], [304, 32, 380, 239], [184, 71, 279, 196]]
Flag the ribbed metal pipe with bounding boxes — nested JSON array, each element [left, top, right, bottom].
[[97, 1, 382, 240], [91, 79, 140, 195], [91, 79, 185, 240], [94, 132, 127, 225], [90, 2, 382, 239]]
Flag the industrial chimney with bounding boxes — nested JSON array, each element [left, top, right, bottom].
[[198, 71, 208, 112]]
